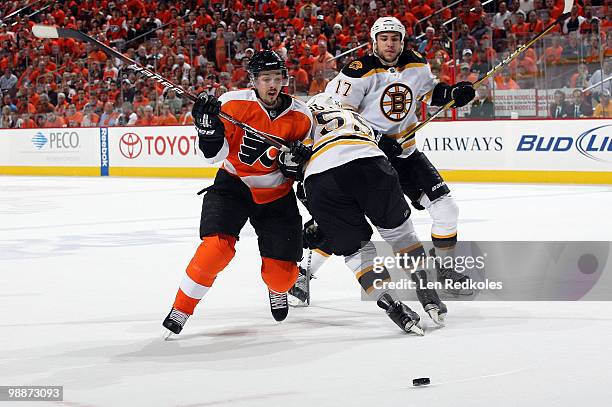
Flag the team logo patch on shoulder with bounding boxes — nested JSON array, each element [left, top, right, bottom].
[[349, 61, 363, 70], [412, 50, 424, 59], [380, 83, 413, 122]]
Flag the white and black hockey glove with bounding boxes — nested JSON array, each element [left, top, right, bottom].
[[278, 141, 312, 180]]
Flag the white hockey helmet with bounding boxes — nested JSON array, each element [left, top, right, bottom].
[[370, 17, 406, 43], [307, 93, 341, 111]]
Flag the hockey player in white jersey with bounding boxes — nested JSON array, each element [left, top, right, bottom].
[[290, 17, 476, 305], [284, 93, 447, 333]]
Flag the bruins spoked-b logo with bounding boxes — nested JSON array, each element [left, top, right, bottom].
[[238, 131, 278, 167], [380, 83, 413, 122]]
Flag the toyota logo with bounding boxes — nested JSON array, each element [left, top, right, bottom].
[[119, 132, 142, 159]]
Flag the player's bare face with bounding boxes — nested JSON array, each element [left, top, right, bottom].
[[376, 32, 402, 63], [255, 70, 284, 107]]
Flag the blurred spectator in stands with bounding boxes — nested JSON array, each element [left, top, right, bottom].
[[65, 104, 83, 126], [593, 90, 611, 117], [604, 33, 612, 58], [99, 102, 119, 126], [81, 104, 100, 127], [35, 114, 46, 128], [540, 9, 561, 34], [512, 10, 531, 40], [288, 58, 309, 93], [495, 68, 521, 89], [563, 4, 586, 34], [55, 93, 68, 116], [36, 94, 55, 114], [527, 10, 544, 34], [518, 0, 535, 15], [157, 103, 178, 125], [458, 63, 478, 82], [178, 104, 194, 125], [492, 2, 512, 33], [117, 102, 138, 126], [561, 32, 584, 62], [568, 89, 593, 118], [0, 105, 14, 128], [542, 35, 564, 65], [313, 40, 337, 79], [137, 105, 158, 125], [173, 53, 192, 81], [231, 56, 250, 88], [456, 24, 477, 56], [588, 59, 612, 102], [473, 48, 492, 76], [469, 85, 495, 118], [471, 14, 493, 42], [164, 88, 183, 115], [44, 111, 66, 128], [418, 27, 436, 55], [0, 68, 17, 93], [550, 90, 572, 118], [16, 113, 35, 129], [308, 69, 329, 96], [299, 45, 316, 78], [570, 63, 591, 88], [544, 0, 563, 20]]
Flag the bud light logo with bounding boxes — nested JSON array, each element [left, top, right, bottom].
[[517, 125, 612, 163], [576, 125, 612, 163], [119, 132, 142, 159], [31, 132, 48, 149]]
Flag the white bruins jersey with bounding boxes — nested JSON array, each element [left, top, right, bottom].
[[326, 50, 437, 157], [303, 106, 384, 180]]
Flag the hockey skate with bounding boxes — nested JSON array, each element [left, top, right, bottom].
[[377, 293, 424, 335], [411, 269, 448, 326], [429, 248, 473, 296], [288, 266, 311, 307], [162, 308, 190, 340], [269, 290, 289, 322]]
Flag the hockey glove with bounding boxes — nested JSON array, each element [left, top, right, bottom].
[[192, 93, 224, 141], [303, 218, 324, 249], [296, 182, 308, 207], [278, 141, 312, 180], [450, 81, 476, 108], [375, 130, 403, 158]]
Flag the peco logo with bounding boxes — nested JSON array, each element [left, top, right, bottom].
[[517, 125, 612, 163], [119, 132, 143, 159], [119, 132, 199, 159], [31, 131, 80, 150]]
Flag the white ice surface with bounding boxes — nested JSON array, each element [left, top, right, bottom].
[[1, 177, 612, 407]]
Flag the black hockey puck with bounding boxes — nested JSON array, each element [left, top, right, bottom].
[[412, 377, 431, 387]]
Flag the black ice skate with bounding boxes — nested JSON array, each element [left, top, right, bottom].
[[162, 308, 190, 340], [411, 269, 448, 326], [377, 293, 424, 335], [429, 248, 473, 295], [269, 290, 289, 322], [288, 266, 311, 307]]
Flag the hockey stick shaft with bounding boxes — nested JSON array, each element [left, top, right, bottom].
[[400, 7, 573, 145], [1, 0, 43, 23], [583, 75, 612, 93], [31, 26, 288, 152]]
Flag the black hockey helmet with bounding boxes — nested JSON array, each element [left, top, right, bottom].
[[247, 50, 288, 85]]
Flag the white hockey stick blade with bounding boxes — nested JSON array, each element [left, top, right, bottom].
[[427, 309, 446, 327], [407, 322, 425, 336], [563, 0, 574, 14], [32, 25, 59, 39]]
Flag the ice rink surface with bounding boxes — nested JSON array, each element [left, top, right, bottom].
[[1, 176, 612, 407]]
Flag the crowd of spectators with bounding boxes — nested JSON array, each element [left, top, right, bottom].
[[0, 0, 611, 129]]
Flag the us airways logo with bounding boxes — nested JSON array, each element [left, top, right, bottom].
[[517, 125, 612, 163], [422, 136, 503, 151], [238, 131, 283, 167]]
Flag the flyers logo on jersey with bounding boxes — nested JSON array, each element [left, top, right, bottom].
[[380, 83, 413, 122], [238, 131, 277, 168]]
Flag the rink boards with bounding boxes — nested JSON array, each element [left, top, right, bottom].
[[1, 120, 611, 184]]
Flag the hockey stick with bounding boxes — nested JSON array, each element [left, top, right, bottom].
[[583, 75, 612, 93], [399, 0, 575, 145], [1, 0, 44, 24], [31, 25, 289, 152]]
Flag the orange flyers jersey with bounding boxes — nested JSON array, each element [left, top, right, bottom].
[[204, 89, 313, 204]]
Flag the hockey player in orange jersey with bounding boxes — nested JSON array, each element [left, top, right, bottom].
[[162, 51, 313, 337]]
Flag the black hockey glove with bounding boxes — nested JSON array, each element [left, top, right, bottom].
[[450, 81, 476, 108], [192, 93, 224, 141], [303, 218, 324, 250], [374, 130, 403, 158], [278, 141, 312, 180]]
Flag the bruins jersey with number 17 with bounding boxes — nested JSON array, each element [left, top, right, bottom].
[[325, 50, 437, 157]]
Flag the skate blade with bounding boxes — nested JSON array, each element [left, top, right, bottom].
[[162, 330, 174, 341], [427, 309, 446, 327], [406, 322, 425, 336], [288, 295, 309, 308]]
